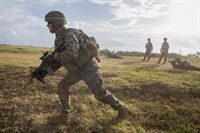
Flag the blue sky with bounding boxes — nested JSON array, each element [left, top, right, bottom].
[[0, 0, 199, 55]]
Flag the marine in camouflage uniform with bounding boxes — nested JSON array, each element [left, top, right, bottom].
[[169, 58, 200, 71], [44, 11, 129, 123], [157, 37, 169, 64], [143, 38, 153, 61]]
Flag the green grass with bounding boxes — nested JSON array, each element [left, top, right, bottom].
[[0, 45, 52, 54], [0, 45, 200, 133]]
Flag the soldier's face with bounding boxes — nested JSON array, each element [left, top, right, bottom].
[[47, 22, 55, 33]]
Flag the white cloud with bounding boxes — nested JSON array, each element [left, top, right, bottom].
[[88, 0, 120, 6], [70, 20, 116, 32], [188, 40, 199, 47], [0, 1, 43, 27], [0, 0, 199, 54], [11, 30, 18, 37], [0, 1, 49, 46], [87, 0, 170, 35], [28, 0, 82, 5], [0, 0, 170, 37]]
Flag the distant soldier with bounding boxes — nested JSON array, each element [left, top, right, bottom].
[[157, 37, 169, 64], [169, 58, 200, 71], [44, 11, 129, 124], [142, 38, 153, 61]]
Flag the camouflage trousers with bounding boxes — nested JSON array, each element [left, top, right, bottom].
[[158, 51, 168, 64], [57, 64, 122, 114], [143, 50, 152, 61]]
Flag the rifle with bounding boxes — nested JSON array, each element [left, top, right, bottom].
[[23, 44, 64, 89]]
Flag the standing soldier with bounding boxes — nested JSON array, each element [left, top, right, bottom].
[[157, 37, 169, 64], [44, 11, 129, 124], [142, 38, 153, 61]]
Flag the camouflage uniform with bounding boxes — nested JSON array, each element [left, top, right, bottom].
[[169, 58, 200, 71], [143, 40, 153, 61], [53, 27, 123, 114], [158, 38, 169, 64], [44, 11, 128, 120]]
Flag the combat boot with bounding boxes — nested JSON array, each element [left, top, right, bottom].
[[116, 105, 130, 119]]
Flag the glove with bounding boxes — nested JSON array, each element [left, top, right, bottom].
[[46, 56, 54, 63], [34, 69, 48, 83], [53, 53, 61, 61]]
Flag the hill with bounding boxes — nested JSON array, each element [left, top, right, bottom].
[[0, 45, 200, 133]]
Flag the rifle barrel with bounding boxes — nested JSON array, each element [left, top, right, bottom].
[[23, 77, 33, 89]]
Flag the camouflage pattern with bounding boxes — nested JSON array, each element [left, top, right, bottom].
[[158, 41, 169, 64], [53, 27, 80, 72], [52, 27, 122, 114], [169, 58, 200, 71], [45, 11, 67, 29], [143, 41, 153, 61]]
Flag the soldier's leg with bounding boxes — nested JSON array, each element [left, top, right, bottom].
[[163, 57, 167, 64], [191, 66, 200, 71], [163, 53, 168, 64], [147, 51, 151, 61], [83, 68, 123, 110], [58, 72, 81, 114], [157, 53, 164, 63], [143, 51, 148, 61]]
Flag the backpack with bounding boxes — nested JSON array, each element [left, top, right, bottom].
[[64, 29, 100, 69], [78, 29, 99, 58]]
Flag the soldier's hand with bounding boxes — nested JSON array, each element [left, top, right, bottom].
[[53, 53, 60, 61], [46, 56, 54, 63]]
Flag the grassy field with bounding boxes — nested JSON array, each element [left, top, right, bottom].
[[0, 45, 200, 133]]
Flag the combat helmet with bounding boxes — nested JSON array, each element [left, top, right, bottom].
[[45, 11, 67, 28]]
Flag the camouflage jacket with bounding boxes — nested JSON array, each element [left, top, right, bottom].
[[53, 27, 99, 72], [145, 42, 153, 51], [161, 42, 169, 52]]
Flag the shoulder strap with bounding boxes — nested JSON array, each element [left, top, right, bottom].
[[78, 29, 90, 41]]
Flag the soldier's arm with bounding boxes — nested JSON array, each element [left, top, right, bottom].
[[160, 43, 164, 52], [145, 43, 148, 49], [54, 33, 80, 62]]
